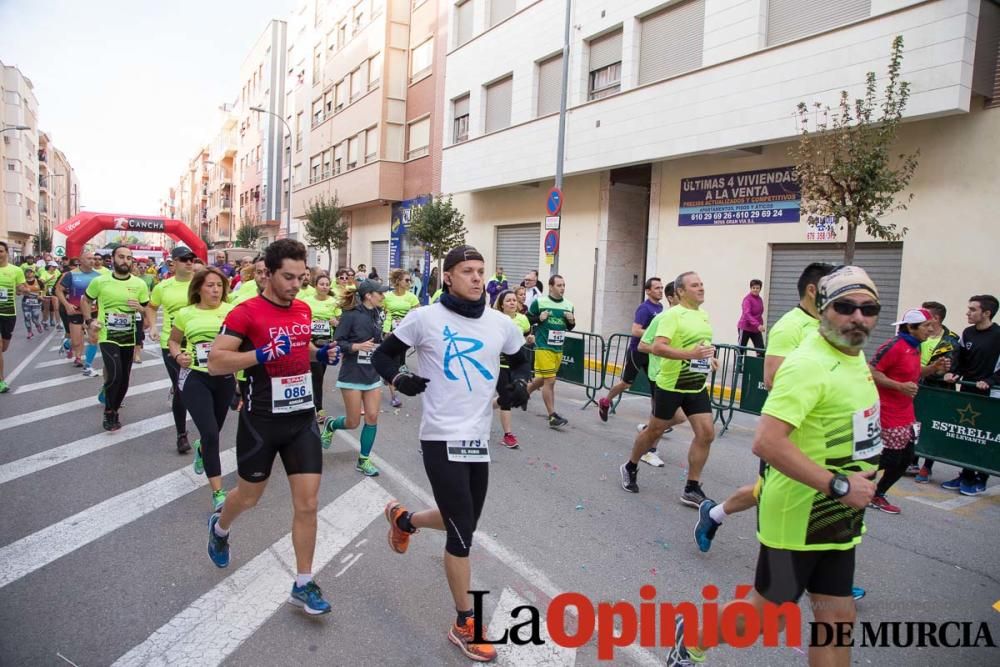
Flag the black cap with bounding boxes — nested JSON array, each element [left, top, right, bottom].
[[171, 246, 197, 261], [357, 279, 391, 298], [443, 245, 484, 271]]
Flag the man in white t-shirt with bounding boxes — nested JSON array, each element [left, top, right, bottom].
[[373, 245, 531, 663]]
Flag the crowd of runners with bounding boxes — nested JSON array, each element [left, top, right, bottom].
[[1, 236, 998, 666]]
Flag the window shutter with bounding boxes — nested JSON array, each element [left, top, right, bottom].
[[589, 30, 622, 71], [766, 0, 870, 47], [536, 54, 563, 116], [454, 94, 470, 118], [638, 0, 705, 86], [456, 1, 474, 45], [490, 0, 515, 26], [485, 76, 513, 133]]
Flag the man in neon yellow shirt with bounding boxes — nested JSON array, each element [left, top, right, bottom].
[[0, 241, 27, 393]]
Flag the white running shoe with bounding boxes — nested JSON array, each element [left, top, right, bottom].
[[641, 451, 665, 467]]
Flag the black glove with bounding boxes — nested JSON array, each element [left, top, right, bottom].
[[393, 372, 430, 396], [504, 379, 530, 410]]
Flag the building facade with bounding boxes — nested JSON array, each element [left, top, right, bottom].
[[438, 0, 1000, 346], [1, 61, 40, 258]]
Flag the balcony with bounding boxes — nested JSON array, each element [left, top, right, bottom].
[[37, 150, 47, 163], [38, 176, 48, 191]]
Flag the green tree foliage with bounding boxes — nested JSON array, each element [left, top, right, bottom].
[[303, 195, 348, 271], [406, 194, 468, 274], [790, 35, 919, 264], [235, 219, 262, 248]]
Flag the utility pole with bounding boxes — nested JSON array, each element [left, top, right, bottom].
[[551, 0, 572, 276]]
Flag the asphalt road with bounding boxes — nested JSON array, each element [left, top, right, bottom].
[[1, 323, 998, 666]]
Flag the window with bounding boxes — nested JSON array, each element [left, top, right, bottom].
[[312, 44, 323, 84], [350, 68, 363, 100], [410, 39, 433, 79], [767, 0, 870, 46], [490, 0, 515, 26], [348, 137, 359, 168], [334, 143, 344, 174], [588, 30, 622, 100], [368, 52, 382, 88], [310, 155, 321, 183], [312, 98, 324, 126], [353, 1, 366, 34], [293, 162, 302, 186], [453, 94, 470, 143], [485, 75, 513, 133], [407, 117, 430, 159], [365, 126, 379, 162], [338, 22, 347, 48], [324, 90, 334, 115], [336, 81, 346, 110], [638, 0, 705, 85], [6, 161, 16, 172], [295, 112, 304, 150], [536, 54, 563, 116], [327, 29, 336, 52], [322, 149, 332, 178], [455, 0, 474, 46]]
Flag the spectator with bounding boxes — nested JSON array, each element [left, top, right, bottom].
[[213, 252, 234, 278], [427, 266, 440, 297], [522, 270, 543, 309], [514, 285, 528, 314], [486, 266, 509, 306], [367, 266, 381, 282], [410, 266, 423, 298], [738, 279, 766, 350], [357, 264, 367, 283], [911, 300, 961, 482]]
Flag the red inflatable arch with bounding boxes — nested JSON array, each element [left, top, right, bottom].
[[55, 212, 208, 261]]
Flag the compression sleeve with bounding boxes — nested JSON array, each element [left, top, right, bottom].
[[373, 333, 411, 384]]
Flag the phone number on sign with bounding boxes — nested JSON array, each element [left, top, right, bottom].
[[688, 209, 788, 222]]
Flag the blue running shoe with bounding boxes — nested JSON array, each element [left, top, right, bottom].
[[852, 587, 866, 601], [976, 481, 987, 494], [289, 580, 332, 615], [940, 477, 961, 491], [959, 481, 981, 496], [207, 513, 230, 568], [694, 500, 721, 553]]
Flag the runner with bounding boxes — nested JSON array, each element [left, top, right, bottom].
[[620, 271, 717, 508], [55, 251, 100, 369], [168, 267, 234, 511], [33, 262, 51, 330], [44, 261, 62, 330], [633, 281, 680, 466], [383, 268, 420, 409], [372, 244, 531, 662], [598, 277, 663, 421], [0, 241, 26, 393], [669, 265, 882, 667], [319, 279, 390, 477], [205, 239, 342, 617], [147, 247, 198, 453], [80, 246, 150, 431], [130, 263, 146, 365], [21, 268, 44, 339], [526, 274, 575, 428], [332, 267, 352, 301], [229, 256, 266, 306], [302, 274, 341, 423], [494, 288, 533, 448]]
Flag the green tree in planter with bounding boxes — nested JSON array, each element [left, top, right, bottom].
[[303, 195, 348, 271], [406, 194, 468, 276]]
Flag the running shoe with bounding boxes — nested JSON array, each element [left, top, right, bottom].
[[176, 433, 192, 454], [355, 456, 380, 477], [501, 433, 519, 449], [288, 580, 332, 615], [548, 413, 568, 429], [914, 467, 931, 484], [940, 477, 962, 491], [0, 380, 8, 394], [97, 387, 106, 405], [111, 411, 122, 431], [102, 409, 114, 431], [640, 451, 665, 467], [212, 488, 226, 512], [82, 366, 98, 377], [620, 463, 639, 493], [680, 484, 709, 508], [391, 396, 402, 408], [448, 617, 498, 662], [43, 322, 49, 330], [193, 440, 204, 475], [384, 500, 415, 554], [315, 409, 327, 424], [904, 464, 920, 476], [665, 614, 704, 665], [73, 357, 83, 368], [694, 500, 721, 553], [636, 423, 672, 437], [26, 330, 33, 340], [869, 495, 901, 514], [61, 337, 71, 354], [852, 587, 866, 601], [976, 481, 988, 494], [959, 481, 982, 496], [320, 419, 335, 450], [598, 397, 610, 422], [207, 513, 230, 568], [36, 323, 43, 334]]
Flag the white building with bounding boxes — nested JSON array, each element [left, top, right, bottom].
[[1, 60, 40, 258]]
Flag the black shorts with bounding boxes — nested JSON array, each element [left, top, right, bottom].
[[652, 387, 711, 420], [235, 410, 323, 482], [621, 349, 649, 385], [496, 367, 513, 410], [755, 545, 856, 603], [66, 312, 84, 326], [421, 441, 489, 558], [0, 317, 14, 341]]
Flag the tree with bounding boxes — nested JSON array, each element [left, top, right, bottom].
[[235, 219, 262, 248], [303, 194, 348, 271], [406, 194, 468, 276], [790, 35, 919, 264]]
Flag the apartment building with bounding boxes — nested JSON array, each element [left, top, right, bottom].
[[440, 0, 1000, 347], [176, 146, 211, 241], [1, 60, 40, 257], [289, 0, 446, 275], [205, 113, 238, 248], [48, 145, 80, 226]]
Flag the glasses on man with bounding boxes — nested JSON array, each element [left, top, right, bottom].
[[830, 301, 881, 317], [176, 257, 195, 263]]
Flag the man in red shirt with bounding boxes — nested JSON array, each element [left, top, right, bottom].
[[868, 308, 933, 513]]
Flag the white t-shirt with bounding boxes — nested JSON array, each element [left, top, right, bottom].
[[393, 303, 525, 441]]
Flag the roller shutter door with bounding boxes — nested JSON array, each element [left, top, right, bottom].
[[370, 240, 389, 282], [495, 223, 540, 286], [767, 243, 902, 357], [766, 0, 870, 47]]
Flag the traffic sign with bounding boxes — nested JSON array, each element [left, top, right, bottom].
[[543, 230, 559, 255], [544, 216, 560, 230], [545, 187, 563, 216]]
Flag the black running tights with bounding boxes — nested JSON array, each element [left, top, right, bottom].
[[162, 349, 188, 435], [100, 343, 134, 411], [180, 370, 234, 478]]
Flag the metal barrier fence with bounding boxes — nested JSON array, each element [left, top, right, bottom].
[[554, 331, 606, 409], [914, 382, 1000, 476], [708, 343, 768, 436], [602, 334, 653, 414]]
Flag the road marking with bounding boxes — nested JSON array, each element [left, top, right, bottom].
[[12, 357, 165, 394], [111, 478, 389, 667], [35, 357, 83, 369], [0, 412, 189, 485], [488, 587, 577, 666], [0, 449, 237, 590], [5, 329, 57, 384], [904, 485, 1000, 511], [334, 431, 661, 667], [334, 552, 363, 577], [0, 378, 172, 432]]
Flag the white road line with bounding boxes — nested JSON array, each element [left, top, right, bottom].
[[111, 478, 390, 667], [333, 431, 661, 667], [0, 449, 237, 590], [5, 329, 57, 384], [904, 485, 1000, 510], [0, 378, 172, 432], [35, 357, 81, 369], [0, 412, 189, 485], [488, 587, 576, 666], [12, 357, 165, 395], [334, 552, 363, 577]]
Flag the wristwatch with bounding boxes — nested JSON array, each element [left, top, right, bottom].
[[829, 474, 850, 499]]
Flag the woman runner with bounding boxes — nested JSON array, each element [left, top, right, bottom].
[[168, 267, 235, 511], [382, 268, 420, 408], [303, 274, 342, 423], [21, 268, 44, 338], [494, 289, 533, 448]]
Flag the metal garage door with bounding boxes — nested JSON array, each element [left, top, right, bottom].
[[767, 243, 902, 357], [370, 240, 389, 283], [495, 223, 540, 286]]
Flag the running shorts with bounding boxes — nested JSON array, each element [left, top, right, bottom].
[[621, 349, 649, 385], [755, 544, 856, 603], [533, 349, 563, 379], [0, 317, 14, 341], [652, 387, 711, 420], [421, 441, 488, 558], [235, 410, 323, 482]]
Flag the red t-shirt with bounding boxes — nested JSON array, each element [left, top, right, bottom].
[[220, 295, 314, 416], [871, 336, 921, 428]]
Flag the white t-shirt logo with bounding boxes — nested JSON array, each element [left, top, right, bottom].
[[442, 325, 494, 391]]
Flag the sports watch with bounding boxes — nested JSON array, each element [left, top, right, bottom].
[[829, 474, 850, 499]]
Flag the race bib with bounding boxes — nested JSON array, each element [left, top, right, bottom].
[[311, 321, 331, 337], [106, 312, 133, 331], [689, 357, 712, 374], [357, 350, 372, 365], [271, 373, 314, 413], [195, 341, 212, 366], [446, 439, 490, 463], [177, 368, 191, 391], [547, 330, 565, 346], [852, 404, 883, 460], [24, 296, 40, 307], [0, 288, 8, 302], [391, 318, 401, 331]]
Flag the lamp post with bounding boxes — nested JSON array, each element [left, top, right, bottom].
[[1, 124, 30, 134], [249, 106, 292, 238]]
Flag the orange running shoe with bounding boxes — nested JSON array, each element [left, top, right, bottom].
[[448, 617, 498, 662], [384, 500, 415, 554]]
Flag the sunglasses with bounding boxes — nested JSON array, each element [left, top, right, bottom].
[[176, 257, 195, 263], [401, 278, 411, 283], [831, 301, 881, 317]]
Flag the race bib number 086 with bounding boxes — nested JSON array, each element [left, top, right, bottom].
[[271, 373, 314, 413]]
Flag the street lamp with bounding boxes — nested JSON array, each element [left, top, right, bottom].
[[1, 124, 30, 133], [249, 105, 292, 238]]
